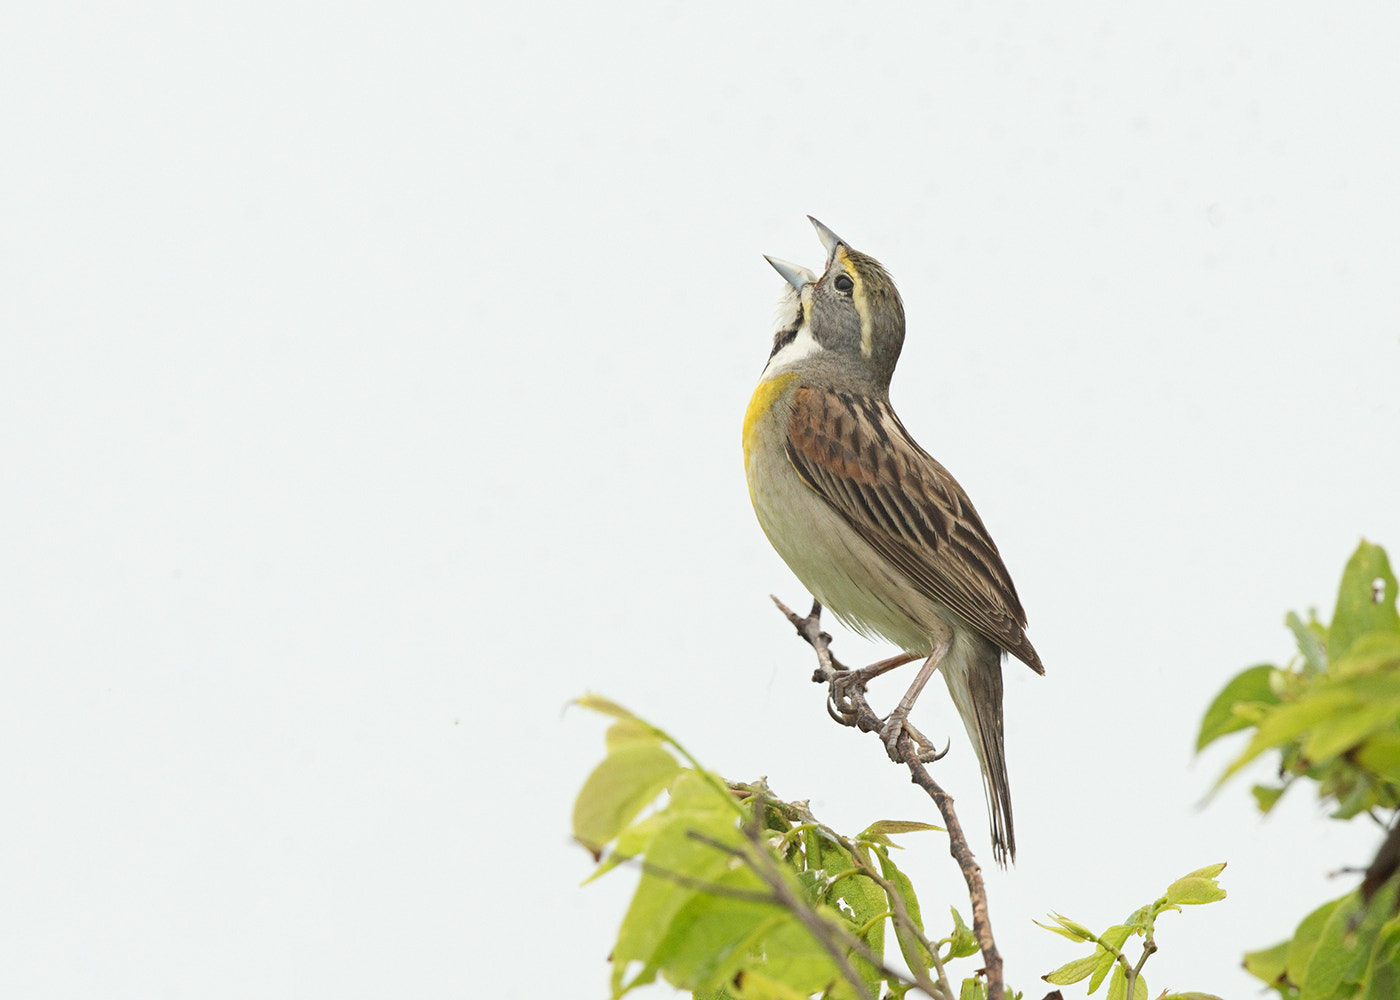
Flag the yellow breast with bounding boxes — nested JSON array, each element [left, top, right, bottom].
[[742, 372, 799, 462]]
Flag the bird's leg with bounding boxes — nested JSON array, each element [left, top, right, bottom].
[[880, 637, 951, 763], [828, 651, 919, 723]]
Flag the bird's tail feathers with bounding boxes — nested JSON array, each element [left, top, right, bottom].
[[943, 641, 1014, 867]]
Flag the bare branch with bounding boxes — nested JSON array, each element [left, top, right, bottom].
[[771, 596, 1006, 1000]]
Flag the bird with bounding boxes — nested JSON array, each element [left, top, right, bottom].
[[742, 216, 1044, 865]]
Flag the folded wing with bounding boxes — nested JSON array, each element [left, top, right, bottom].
[[785, 385, 1044, 674]]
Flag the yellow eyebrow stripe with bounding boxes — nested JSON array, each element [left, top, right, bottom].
[[838, 247, 873, 357]]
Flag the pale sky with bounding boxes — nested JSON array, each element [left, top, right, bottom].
[[3, 3, 1398, 998]]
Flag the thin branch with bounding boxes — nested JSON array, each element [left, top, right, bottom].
[[771, 595, 1006, 1000]]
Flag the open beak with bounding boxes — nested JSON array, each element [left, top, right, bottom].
[[807, 216, 845, 260], [764, 255, 816, 292]]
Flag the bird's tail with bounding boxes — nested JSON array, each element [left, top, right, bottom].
[[942, 638, 1014, 866]]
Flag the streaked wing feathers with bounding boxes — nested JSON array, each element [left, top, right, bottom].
[[786, 386, 1044, 673]]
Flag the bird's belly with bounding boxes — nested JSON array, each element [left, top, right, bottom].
[[746, 436, 950, 656]]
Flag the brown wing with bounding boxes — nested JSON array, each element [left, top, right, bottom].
[[786, 385, 1044, 674]]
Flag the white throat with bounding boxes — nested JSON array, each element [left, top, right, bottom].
[[759, 322, 823, 382]]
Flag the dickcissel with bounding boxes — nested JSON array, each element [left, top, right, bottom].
[[743, 217, 1044, 864]]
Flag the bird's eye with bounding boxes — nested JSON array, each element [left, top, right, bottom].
[[834, 275, 854, 293]]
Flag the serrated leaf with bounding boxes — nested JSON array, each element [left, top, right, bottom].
[[947, 906, 979, 959], [1043, 952, 1100, 985], [1197, 664, 1281, 751], [1330, 542, 1400, 664], [573, 744, 681, 853], [1159, 993, 1226, 999]]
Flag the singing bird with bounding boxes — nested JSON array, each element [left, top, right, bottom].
[[742, 218, 1044, 864]]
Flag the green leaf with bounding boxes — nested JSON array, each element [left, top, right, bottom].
[[1165, 863, 1227, 905], [1302, 699, 1400, 762], [1242, 939, 1290, 988], [947, 907, 979, 959], [1159, 994, 1226, 999], [576, 693, 644, 722], [827, 872, 886, 997], [1251, 783, 1287, 812], [1215, 690, 1360, 787], [1043, 952, 1100, 985], [1285, 896, 1344, 991], [1355, 731, 1400, 781], [651, 893, 791, 991], [876, 849, 932, 981], [1197, 664, 1282, 751], [1361, 913, 1400, 1000], [1299, 892, 1365, 998], [1105, 963, 1148, 1000], [1330, 542, 1400, 664], [730, 966, 826, 1000], [859, 819, 944, 837], [1089, 925, 1135, 994], [573, 744, 681, 853], [958, 978, 986, 1000], [1333, 632, 1400, 679], [606, 716, 665, 751], [610, 791, 750, 994], [1099, 923, 1135, 953], [1086, 947, 1116, 994], [1035, 912, 1096, 942]]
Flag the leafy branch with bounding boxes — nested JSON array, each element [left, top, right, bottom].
[[1038, 865, 1227, 1000], [571, 694, 1000, 999], [1199, 540, 1400, 998]]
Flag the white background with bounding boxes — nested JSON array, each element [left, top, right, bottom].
[[3, 3, 1398, 997]]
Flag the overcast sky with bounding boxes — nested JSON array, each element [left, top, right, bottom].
[[3, 3, 1399, 998]]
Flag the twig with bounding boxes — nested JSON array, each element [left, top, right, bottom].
[[771, 595, 1006, 1000]]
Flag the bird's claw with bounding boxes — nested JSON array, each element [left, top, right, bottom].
[[879, 714, 949, 764], [827, 669, 865, 725]]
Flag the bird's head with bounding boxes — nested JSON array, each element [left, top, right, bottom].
[[763, 217, 905, 389]]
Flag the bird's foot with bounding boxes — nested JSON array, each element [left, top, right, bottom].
[[827, 651, 920, 725], [879, 711, 950, 764], [827, 668, 866, 725]]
